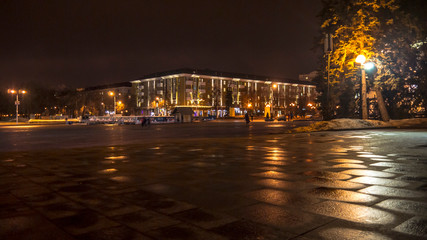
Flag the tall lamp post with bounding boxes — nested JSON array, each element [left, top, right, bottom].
[[358, 60, 390, 122], [8, 89, 27, 124], [270, 84, 277, 118], [108, 91, 116, 115], [355, 55, 368, 119]]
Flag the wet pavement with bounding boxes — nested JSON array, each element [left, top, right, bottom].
[[0, 122, 427, 239]]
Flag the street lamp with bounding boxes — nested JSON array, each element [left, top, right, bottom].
[[289, 103, 296, 120], [271, 84, 278, 118], [155, 97, 159, 116], [359, 60, 390, 121], [108, 91, 116, 115], [8, 89, 27, 124], [355, 54, 368, 119]]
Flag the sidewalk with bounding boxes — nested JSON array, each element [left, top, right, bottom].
[[1, 129, 426, 239]]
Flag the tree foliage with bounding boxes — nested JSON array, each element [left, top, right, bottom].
[[317, 0, 427, 119]]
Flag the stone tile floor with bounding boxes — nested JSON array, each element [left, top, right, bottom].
[[1, 130, 427, 239]]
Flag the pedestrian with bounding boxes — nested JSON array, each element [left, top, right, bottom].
[[244, 112, 250, 125], [141, 117, 146, 127], [251, 114, 254, 121], [147, 117, 151, 126]]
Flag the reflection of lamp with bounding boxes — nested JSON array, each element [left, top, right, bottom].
[[355, 55, 367, 119], [8, 89, 27, 124]]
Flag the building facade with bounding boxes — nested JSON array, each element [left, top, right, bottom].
[[77, 82, 133, 116], [131, 69, 316, 117]]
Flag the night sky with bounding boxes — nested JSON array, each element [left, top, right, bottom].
[[0, 0, 322, 88]]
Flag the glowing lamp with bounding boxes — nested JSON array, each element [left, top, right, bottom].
[[355, 55, 366, 64], [364, 62, 375, 70]]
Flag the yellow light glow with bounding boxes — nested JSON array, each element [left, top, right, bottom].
[[98, 168, 118, 174], [20, 90, 27, 94], [108, 91, 114, 96], [248, 103, 252, 108], [355, 55, 366, 64], [8, 89, 16, 94], [104, 156, 128, 160], [273, 84, 277, 88]]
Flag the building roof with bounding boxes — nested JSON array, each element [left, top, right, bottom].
[[80, 82, 132, 92], [134, 68, 315, 86]]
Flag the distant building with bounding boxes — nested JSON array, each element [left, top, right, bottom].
[[76, 82, 133, 116], [131, 68, 317, 117], [298, 71, 319, 82]]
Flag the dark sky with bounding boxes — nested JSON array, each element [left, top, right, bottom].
[[0, 0, 322, 88]]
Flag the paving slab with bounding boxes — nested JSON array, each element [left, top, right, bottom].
[[0, 125, 426, 239]]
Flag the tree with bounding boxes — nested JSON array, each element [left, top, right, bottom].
[[317, 0, 426, 119], [225, 87, 233, 113]]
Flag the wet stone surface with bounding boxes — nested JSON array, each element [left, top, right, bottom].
[[393, 216, 427, 237], [0, 125, 427, 239]]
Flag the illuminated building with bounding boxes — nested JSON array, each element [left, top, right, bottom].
[[131, 68, 316, 117]]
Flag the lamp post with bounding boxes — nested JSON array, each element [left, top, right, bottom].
[[108, 91, 116, 115], [355, 55, 368, 119], [155, 97, 159, 116], [289, 103, 296, 120], [8, 89, 27, 124], [271, 84, 277, 118], [361, 61, 390, 121]]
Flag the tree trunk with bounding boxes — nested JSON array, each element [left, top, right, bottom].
[[375, 86, 390, 121]]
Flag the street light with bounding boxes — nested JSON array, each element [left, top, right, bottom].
[[8, 89, 27, 124], [364, 62, 375, 71], [360, 61, 390, 121], [108, 91, 116, 115], [271, 84, 278, 118], [155, 97, 159, 116], [355, 54, 368, 119]]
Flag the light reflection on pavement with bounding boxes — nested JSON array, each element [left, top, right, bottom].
[[0, 123, 426, 239]]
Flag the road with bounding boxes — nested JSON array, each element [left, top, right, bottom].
[[0, 120, 310, 152], [0, 120, 426, 239]]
